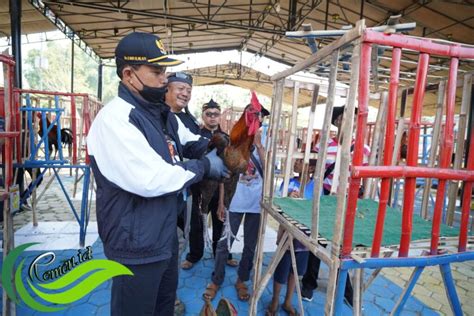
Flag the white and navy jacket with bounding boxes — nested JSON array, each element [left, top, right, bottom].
[[87, 83, 209, 264]]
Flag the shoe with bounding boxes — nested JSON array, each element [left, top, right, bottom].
[[226, 259, 239, 267], [301, 287, 313, 302], [343, 295, 353, 308], [174, 298, 185, 316], [181, 260, 194, 270]]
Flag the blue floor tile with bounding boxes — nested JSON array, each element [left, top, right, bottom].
[[0, 238, 442, 315]]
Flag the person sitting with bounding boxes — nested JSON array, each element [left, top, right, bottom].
[[278, 158, 316, 199]]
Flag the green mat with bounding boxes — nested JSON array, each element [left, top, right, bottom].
[[273, 196, 460, 247]]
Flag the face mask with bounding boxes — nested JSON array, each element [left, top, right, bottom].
[[132, 70, 168, 104]]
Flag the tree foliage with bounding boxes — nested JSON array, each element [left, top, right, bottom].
[[23, 40, 118, 103]]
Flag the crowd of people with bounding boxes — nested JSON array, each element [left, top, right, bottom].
[[87, 31, 367, 316]]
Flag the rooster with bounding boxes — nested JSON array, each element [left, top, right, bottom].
[[200, 92, 268, 213], [36, 113, 74, 159]]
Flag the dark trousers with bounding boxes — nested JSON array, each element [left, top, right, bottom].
[[185, 187, 205, 263], [210, 196, 223, 257], [212, 212, 260, 285], [302, 243, 353, 304], [177, 198, 187, 232], [111, 239, 179, 316], [185, 189, 231, 263]]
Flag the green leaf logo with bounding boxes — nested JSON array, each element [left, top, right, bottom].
[[1, 243, 133, 312]]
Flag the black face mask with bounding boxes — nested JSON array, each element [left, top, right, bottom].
[[132, 70, 167, 104]]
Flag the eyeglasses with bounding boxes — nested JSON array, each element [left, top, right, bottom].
[[168, 72, 193, 84], [204, 112, 221, 118]]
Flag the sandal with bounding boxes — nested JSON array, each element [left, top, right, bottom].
[[234, 281, 250, 301], [226, 259, 239, 267], [203, 283, 220, 301], [265, 305, 278, 316], [282, 304, 299, 316], [181, 260, 194, 270]]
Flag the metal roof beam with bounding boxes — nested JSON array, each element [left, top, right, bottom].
[[30, 0, 100, 61], [191, 1, 207, 21], [243, 0, 323, 74], [288, 0, 298, 30], [210, 0, 227, 21], [43, 1, 285, 35], [365, 0, 458, 41], [425, 16, 474, 37], [418, 1, 474, 30], [240, 0, 280, 50]]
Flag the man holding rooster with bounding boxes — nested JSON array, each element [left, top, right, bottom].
[[87, 32, 229, 316], [180, 99, 239, 270]]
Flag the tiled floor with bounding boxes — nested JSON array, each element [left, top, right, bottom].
[[0, 171, 473, 315], [0, 237, 438, 315]]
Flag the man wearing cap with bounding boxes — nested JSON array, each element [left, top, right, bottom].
[[87, 32, 229, 316], [181, 99, 238, 270], [164, 72, 204, 315], [165, 72, 200, 134], [163, 72, 209, 160]]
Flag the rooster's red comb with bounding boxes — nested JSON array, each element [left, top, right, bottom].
[[250, 91, 262, 111]]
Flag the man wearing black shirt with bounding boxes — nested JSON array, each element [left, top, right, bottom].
[[181, 99, 238, 270]]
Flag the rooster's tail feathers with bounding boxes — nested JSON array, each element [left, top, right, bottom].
[[60, 128, 74, 145]]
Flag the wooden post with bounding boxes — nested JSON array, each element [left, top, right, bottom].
[[364, 91, 388, 198], [33, 175, 55, 204], [421, 81, 446, 219], [300, 84, 320, 195], [353, 268, 363, 316], [250, 230, 290, 315], [325, 38, 363, 316], [281, 81, 300, 197], [310, 50, 340, 240], [74, 97, 86, 198], [392, 119, 406, 165], [2, 54, 16, 316], [32, 169, 38, 226], [264, 79, 284, 199], [289, 235, 305, 316], [446, 74, 472, 225], [251, 80, 284, 315], [390, 117, 406, 206], [372, 105, 389, 199]]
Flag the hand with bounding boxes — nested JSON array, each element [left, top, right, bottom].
[[289, 190, 300, 198], [204, 149, 230, 180], [217, 203, 226, 222]]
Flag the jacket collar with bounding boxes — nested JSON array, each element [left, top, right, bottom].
[[118, 82, 170, 122]]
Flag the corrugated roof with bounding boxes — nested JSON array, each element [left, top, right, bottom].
[[3, 1, 472, 63]]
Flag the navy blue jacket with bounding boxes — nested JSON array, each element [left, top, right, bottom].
[[87, 84, 209, 264]]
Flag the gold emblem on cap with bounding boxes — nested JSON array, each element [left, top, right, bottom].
[[155, 40, 167, 54]]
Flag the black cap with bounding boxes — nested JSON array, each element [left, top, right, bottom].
[[115, 32, 183, 68], [331, 106, 358, 125], [202, 99, 220, 111], [261, 105, 270, 117], [168, 72, 193, 86]]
